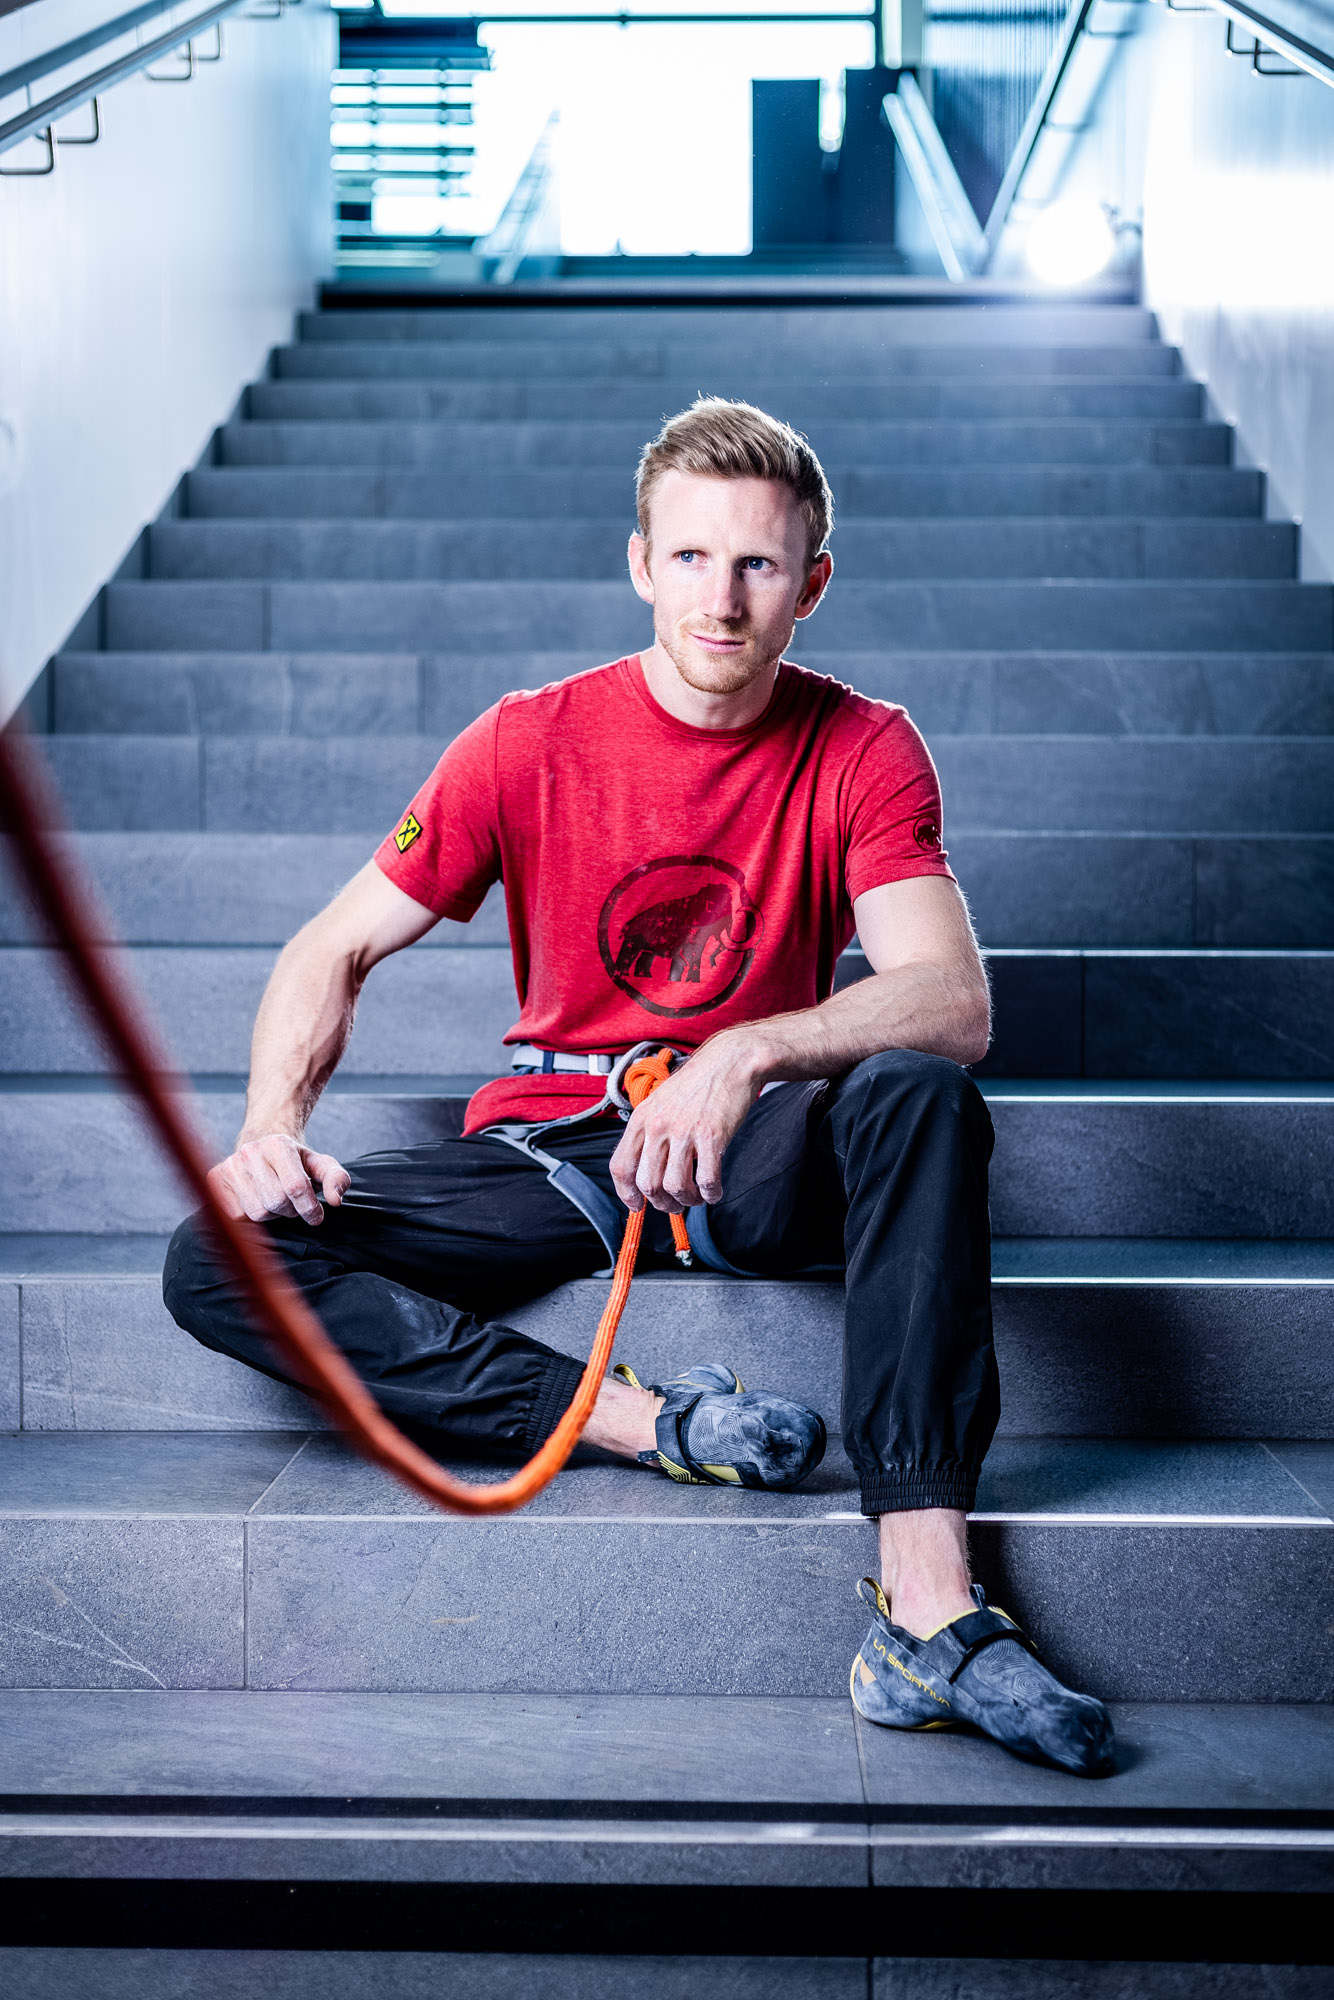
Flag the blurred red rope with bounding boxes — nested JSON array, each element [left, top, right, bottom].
[[0, 723, 661, 1516]]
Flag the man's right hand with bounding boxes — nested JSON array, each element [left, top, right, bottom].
[[207, 1134, 351, 1226]]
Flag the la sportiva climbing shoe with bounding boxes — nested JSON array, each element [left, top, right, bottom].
[[849, 1577, 1116, 1778], [614, 1361, 826, 1491]]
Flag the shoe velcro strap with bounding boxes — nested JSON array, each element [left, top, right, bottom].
[[945, 1608, 1040, 1684], [665, 1392, 733, 1487]]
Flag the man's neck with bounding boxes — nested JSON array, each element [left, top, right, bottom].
[[636, 642, 781, 732]]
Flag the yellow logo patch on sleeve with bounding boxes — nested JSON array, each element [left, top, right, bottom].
[[393, 811, 423, 854]]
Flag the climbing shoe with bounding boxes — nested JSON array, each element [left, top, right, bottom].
[[613, 1361, 826, 1491], [849, 1578, 1116, 1777]]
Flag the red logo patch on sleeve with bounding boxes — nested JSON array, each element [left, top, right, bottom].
[[913, 817, 941, 850]]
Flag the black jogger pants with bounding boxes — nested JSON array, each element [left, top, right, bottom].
[[163, 1050, 998, 1515]]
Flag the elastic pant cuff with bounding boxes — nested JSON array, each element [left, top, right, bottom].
[[859, 1474, 978, 1519], [525, 1351, 587, 1453]]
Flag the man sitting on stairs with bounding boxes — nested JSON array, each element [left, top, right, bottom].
[[165, 397, 1113, 1779]]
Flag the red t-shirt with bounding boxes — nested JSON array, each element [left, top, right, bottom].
[[375, 656, 952, 1133]]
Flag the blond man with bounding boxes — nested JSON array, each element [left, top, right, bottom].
[[166, 400, 1113, 1777]]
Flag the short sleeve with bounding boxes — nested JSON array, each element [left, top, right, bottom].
[[374, 703, 503, 919], [843, 710, 955, 904]]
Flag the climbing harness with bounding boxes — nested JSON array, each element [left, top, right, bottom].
[[481, 1038, 694, 1273], [0, 727, 692, 1517]]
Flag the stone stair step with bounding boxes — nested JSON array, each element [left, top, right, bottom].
[[955, 831, 1334, 947], [145, 518, 1297, 584], [4, 1239, 1331, 1440], [101, 579, 1331, 656], [0, 1690, 1328, 1922], [937, 736, 1334, 831], [281, 341, 1164, 374], [3, 1958, 1322, 2000], [191, 461, 1265, 518], [0, 1429, 1324, 1698], [272, 345, 1183, 389], [261, 362, 1203, 419], [839, 465, 1263, 518], [906, 948, 1334, 1079], [8, 292, 1334, 1943], [5, 945, 1332, 1081], [6, 831, 1330, 947], [253, 375, 1203, 423], [23, 734, 1334, 834], [0, 835, 428, 946], [217, 417, 1232, 469], [0, 1083, 1328, 1238], [0, 944, 517, 1077], [49, 651, 1334, 739], [295, 304, 1164, 347]]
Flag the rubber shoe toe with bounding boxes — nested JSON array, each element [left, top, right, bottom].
[[952, 1634, 1115, 1777]]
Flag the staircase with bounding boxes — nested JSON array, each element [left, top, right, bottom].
[[1, 294, 1331, 1987]]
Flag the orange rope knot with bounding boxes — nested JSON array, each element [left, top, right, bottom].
[[622, 1047, 693, 1264]]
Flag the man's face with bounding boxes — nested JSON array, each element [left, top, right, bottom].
[[628, 472, 833, 697]]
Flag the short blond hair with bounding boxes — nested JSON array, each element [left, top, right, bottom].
[[635, 397, 834, 566]]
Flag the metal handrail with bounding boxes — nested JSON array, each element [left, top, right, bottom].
[[883, 71, 986, 280], [977, 0, 1334, 264], [478, 108, 560, 283], [978, 0, 1101, 266], [887, 0, 1334, 278], [0, 0, 178, 97], [426, 8, 874, 15], [0, 0, 290, 161], [1196, 0, 1334, 84]]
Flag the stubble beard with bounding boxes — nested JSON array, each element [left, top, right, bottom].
[[657, 617, 794, 697]]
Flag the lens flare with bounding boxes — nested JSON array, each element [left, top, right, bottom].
[[1026, 198, 1117, 287]]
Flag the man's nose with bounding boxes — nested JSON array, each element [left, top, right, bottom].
[[699, 563, 745, 620]]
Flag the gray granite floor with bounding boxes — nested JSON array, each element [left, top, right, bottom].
[[0, 1954, 1326, 2000], [0, 1430, 1324, 1522], [0, 1689, 1329, 1818], [990, 1236, 1334, 1279], [0, 1954, 862, 2000], [4, 1232, 1332, 1281]]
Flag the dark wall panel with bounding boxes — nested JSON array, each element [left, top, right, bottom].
[[751, 78, 827, 246]]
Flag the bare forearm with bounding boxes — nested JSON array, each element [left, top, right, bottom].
[[712, 958, 991, 1092], [238, 939, 360, 1142], [611, 956, 989, 1214], [208, 862, 439, 1224]]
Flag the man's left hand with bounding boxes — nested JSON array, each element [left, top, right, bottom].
[[610, 1033, 763, 1213]]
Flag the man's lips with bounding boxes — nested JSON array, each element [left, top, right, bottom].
[[689, 631, 748, 652]]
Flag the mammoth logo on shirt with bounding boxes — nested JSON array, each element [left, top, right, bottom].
[[598, 855, 764, 1018]]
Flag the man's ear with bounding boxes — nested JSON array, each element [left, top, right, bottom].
[[628, 532, 656, 606], [793, 550, 834, 622]]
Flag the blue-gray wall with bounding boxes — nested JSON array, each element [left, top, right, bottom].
[[990, 0, 1334, 581], [0, 0, 333, 717]]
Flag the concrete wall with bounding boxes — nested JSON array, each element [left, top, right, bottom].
[[0, 0, 333, 718], [991, 0, 1334, 582], [1139, 4, 1334, 582]]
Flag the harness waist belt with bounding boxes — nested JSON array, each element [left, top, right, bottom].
[[510, 1045, 616, 1076]]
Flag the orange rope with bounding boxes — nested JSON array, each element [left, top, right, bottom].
[[617, 1046, 694, 1265], [0, 725, 688, 1516]]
